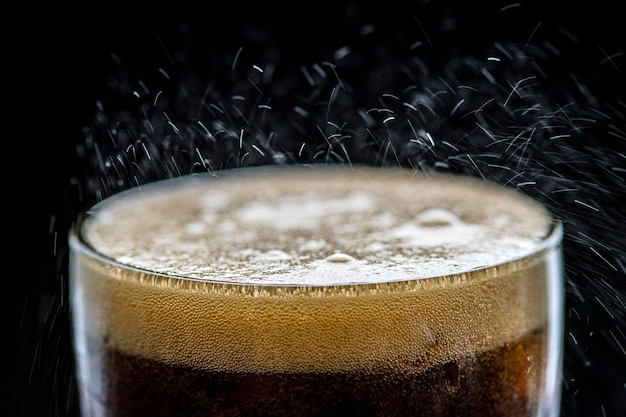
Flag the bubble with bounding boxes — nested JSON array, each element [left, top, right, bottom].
[[325, 253, 355, 263], [415, 208, 461, 227], [255, 250, 292, 261]]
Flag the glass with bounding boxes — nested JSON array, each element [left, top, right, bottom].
[[69, 165, 564, 417]]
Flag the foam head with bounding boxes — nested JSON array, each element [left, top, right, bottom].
[[71, 165, 560, 372]]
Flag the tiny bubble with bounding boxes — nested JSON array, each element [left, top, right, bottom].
[[416, 208, 460, 227], [325, 253, 355, 263]]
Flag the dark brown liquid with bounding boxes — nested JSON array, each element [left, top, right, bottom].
[[78, 328, 545, 417]]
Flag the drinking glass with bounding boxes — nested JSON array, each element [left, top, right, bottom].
[[69, 165, 564, 417]]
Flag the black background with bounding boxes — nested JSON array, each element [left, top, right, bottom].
[[4, 1, 625, 416]]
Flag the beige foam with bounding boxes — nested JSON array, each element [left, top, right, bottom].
[[70, 166, 560, 372]]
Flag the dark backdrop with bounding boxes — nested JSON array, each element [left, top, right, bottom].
[[5, 1, 625, 416]]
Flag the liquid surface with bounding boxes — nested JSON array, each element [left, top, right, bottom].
[[80, 165, 553, 285]]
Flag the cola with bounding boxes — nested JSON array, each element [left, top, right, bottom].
[[70, 166, 563, 417]]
